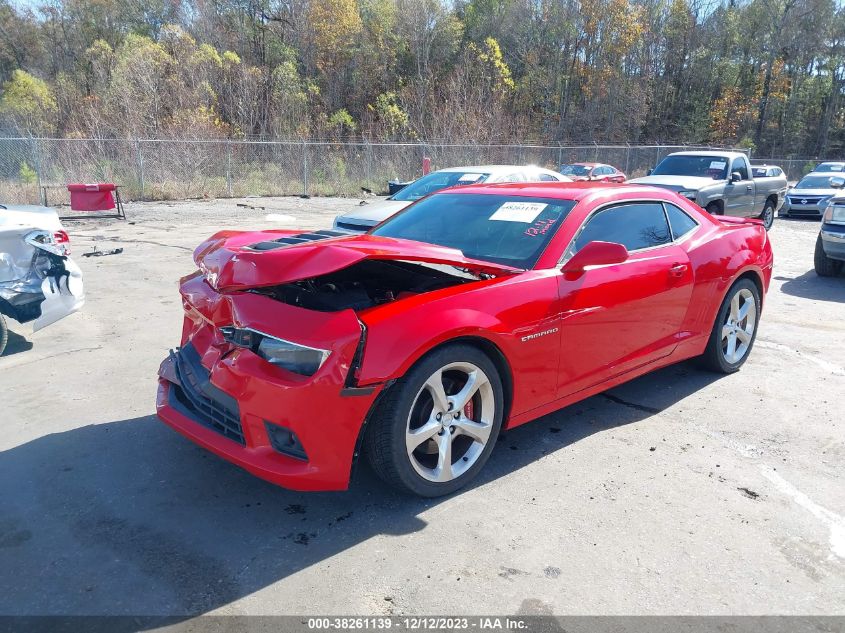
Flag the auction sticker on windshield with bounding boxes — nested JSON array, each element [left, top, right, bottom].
[[710, 161, 727, 169], [490, 201, 547, 223], [458, 173, 484, 182]]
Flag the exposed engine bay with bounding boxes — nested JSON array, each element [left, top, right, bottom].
[[249, 259, 476, 312]]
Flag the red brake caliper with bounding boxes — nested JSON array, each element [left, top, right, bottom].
[[463, 399, 474, 421]]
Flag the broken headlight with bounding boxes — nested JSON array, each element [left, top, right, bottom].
[[257, 337, 330, 376], [25, 230, 71, 257], [221, 326, 330, 376]]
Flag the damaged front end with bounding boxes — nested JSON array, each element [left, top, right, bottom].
[[0, 227, 85, 333], [156, 229, 515, 490]]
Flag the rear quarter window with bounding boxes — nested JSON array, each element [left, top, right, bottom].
[[573, 202, 671, 253], [664, 203, 699, 240]]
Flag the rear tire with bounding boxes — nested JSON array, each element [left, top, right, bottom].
[[699, 278, 761, 374], [759, 201, 775, 230], [0, 314, 7, 356], [364, 344, 504, 497], [814, 235, 843, 277]]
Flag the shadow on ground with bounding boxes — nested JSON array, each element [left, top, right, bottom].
[[0, 361, 722, 618], [776, 270, 845, 301], [0, 330, 33, 357]]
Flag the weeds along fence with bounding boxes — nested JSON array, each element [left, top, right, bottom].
[[0, 137, 785, 206]]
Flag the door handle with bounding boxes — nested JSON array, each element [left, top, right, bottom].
[[746, 185, 753, 191], [669, 263, 688, 278]]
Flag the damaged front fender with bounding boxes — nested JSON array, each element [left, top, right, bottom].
[[0, 226, 85, 331]]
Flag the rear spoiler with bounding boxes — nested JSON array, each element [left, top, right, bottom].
[[715, 216, 764, 226]]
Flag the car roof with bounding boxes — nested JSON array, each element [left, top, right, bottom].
[[437, 165, 559, 174], [804, 170, 843, 176], [668, 151, 748, 159], [816, 161, 845, 166], [435, 181, 672, 201]]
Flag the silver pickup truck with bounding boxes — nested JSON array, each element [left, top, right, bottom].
[[629, 151, 787, 230]]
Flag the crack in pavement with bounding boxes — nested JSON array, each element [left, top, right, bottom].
[[80, 237, 193, 252], [601, 393, 662, 414], [0, 346, 103, 370], [756, 339, 845, 376]]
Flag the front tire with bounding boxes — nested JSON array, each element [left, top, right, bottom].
[[814, 235, 843, 277], [699, 278, 761, 374], [364, 344, 504, 497], [706, 202, 723, 216], [759, 201, 775, 230]]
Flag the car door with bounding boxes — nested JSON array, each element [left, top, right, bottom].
[[556, 201, 695, 397], [726, 157, 755, 216]]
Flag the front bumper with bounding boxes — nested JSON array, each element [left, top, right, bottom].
[[782, 197, 829, 217], [156, 274, 382, 491], [820, 225, 845, 261]]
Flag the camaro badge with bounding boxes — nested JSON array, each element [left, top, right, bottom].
[[521, 327, 559, 342]]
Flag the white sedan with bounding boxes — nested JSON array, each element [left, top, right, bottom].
[[333, 165, 571, 232], [0, 204, 85, 355]]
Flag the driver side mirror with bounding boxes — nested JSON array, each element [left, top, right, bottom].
[[831, 177, 845, 189], [647, 168, 653, 176], [562, 241, 629, 274], [730, 171, 742, 183]]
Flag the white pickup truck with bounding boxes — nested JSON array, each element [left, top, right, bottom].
[[629, 151, 787, 230]]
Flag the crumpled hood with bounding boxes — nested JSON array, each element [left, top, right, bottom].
[[337, 199, 410, 225], [627, 175, 720, 191], [194, 230, 520, 291]]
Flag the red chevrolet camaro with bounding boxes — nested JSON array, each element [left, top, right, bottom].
[[157, 183, 773, 497]]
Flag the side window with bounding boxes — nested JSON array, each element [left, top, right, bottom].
[[538, 173, 559, 182], [731, 158, 749, 180], [501, 172, 526, 183], [574, 202, 671, 253], [664, 203, 698, 240]]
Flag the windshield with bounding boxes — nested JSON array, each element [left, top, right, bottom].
[[560, 164, 591, 176], [795, 175, 842, 189], [391, 171, 490, 202], [813, 163, 845, 173], [372, 193, 577, 268], [652, 155, 729, 179]]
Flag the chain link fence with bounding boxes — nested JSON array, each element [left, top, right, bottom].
[[0, 137, 818, 206]]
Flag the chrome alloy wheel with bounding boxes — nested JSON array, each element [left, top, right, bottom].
[[721, 288, 757, 364], [405, 362, 495, 483]]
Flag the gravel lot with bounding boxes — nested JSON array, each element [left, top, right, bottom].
[[1, 196, 843, 617]]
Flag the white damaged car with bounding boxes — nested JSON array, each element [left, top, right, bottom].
[[0, 204, 85, 355]]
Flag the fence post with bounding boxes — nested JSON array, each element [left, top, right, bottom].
[[226, 141, 233, 197], [655, 145, 661, 166], [557, 142, 563, 169], [302, 141, 308, 197], [594, 142, 599, 162], [365, 140, 373, 188], [32, 137, 43, 205], [625, 143, 631, 176], [135, 139, 145, 201]]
